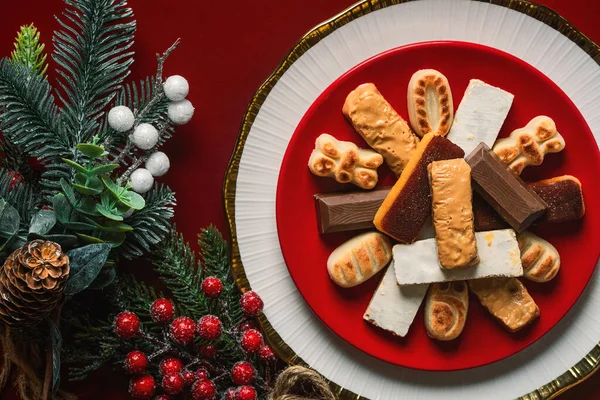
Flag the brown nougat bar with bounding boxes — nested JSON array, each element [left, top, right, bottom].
[[373, 133, 464, 243]]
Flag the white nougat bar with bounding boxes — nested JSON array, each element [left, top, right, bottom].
[[394, 229, 523, 286], [363, 263, 428, 337], [446, 79, 514, 155]]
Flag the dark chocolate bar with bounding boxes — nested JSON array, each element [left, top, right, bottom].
[[465, 143, 546, 232]]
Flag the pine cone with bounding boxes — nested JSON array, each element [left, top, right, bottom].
[[0, 240, 70, 326]]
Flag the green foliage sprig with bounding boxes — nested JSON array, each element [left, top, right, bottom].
[[11, 23, 47, 76]]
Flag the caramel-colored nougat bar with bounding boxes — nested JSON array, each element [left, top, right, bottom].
[[428, 159, 479, 269], [468, 277, 539, 332], [343, 83, 419, 176], [374, 133, 464, 243]]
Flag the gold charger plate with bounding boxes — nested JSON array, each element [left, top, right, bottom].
[[224, 1, 600, 398]]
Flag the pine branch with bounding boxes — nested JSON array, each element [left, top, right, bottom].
[[53, 0, 136, 147], [0, 59, 70, 199], [0, 166, 39, 233], [199, 226, 243, 329], [151, 228, 208, 319], [0, 137, 34, 179], [118, 183, 176, 259], [11, 23, 48, 76]]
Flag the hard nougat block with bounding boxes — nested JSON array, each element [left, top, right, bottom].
[[343, 83, 420, 176], [393, 229, 523, 286], [363, 262, 428, 337], [465, 142, 547, 232], [428, 159, 478, 269], [374, 133, 464, 243]]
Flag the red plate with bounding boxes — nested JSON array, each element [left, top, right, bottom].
[[276, 41, 600, 370]]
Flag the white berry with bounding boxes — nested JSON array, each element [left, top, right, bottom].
[[132, 123, 159, 150], [130, 168, 154, 193], [145, 151, 170, 177], [163, 75, 189, 101], [168, 100, 194, 125], [108, 105, 134, 132]]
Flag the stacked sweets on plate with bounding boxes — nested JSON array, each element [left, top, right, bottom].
[[308, 70, 585, 341]]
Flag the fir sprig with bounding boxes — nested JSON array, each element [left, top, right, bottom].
[[53, 0, 136, 146], [11, 23, 48, 76]]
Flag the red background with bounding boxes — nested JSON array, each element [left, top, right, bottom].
[[0, 0, 598, 398]]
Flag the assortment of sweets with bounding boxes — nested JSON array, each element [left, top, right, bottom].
[[306, 68, 581, 341]]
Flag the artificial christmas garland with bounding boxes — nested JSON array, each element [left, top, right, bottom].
[[0, 0, 337, 399]]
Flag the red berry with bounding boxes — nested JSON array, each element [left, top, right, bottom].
[[125, 350, 149, 374], [7, 171, 23, 191], [129, 374, 156, 399], [258, 344, 276, 362], [170, 316, 196, 345], [162, 373, 184, 395], [198, 344, 217, 358], [201, 276, 223, 298], [240, 291, 263, 316], [191, 379, 216, 400], [114, 311, 140, 339], [197, 315, 222, 341], [236, 385, 257, 400], [153, 396, 172, 400], [224, 387, 237, 400], [182, 369, 196, 386], [231, 361, 255, 385], [160, 358, 184, 375], [150, 298, 175, 323], [196, 367, 209, 381], [240, 329, 263, 353], [237, 320, 258, 332]]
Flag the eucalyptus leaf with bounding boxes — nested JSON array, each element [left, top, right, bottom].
[[96, 204, 123, 221], [98, 221, 133, 232], [62, 158, 88, 174], [29, 209, 56, 235], [48, 318, 62, 394], [97, 231, 126, 248], [59, 179, 78, 207], [64, 243, 111, 295], [75, 197, 102, 216], [0, 200, 20, 249], [101, 176, 125, 198], [77, 143, 107, 158], [120, 191, 145, 210], [52, 194, 72, 224], [76, 233, 105, 245], [27, 233, 79, 248], [73, 183, 103, 196], [88, 264, 116, 289], [90, 164, 119, 175]]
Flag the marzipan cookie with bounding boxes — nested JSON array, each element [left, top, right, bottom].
[[308, 133, 383, 189], [327, 232, 392, 288], [407, 69, 453, 137], [493, 116, 565, 175], [517, 231, 560, 282], [424, 281, 468, 341]]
